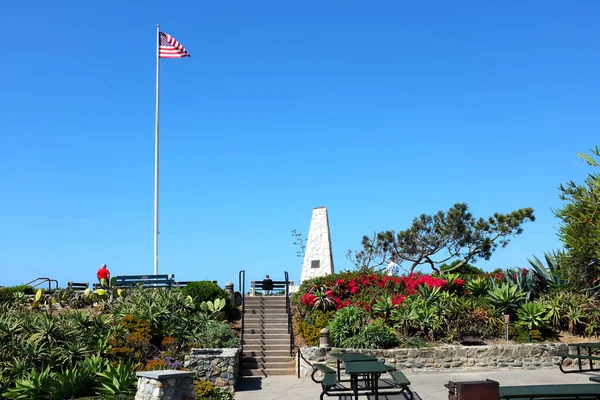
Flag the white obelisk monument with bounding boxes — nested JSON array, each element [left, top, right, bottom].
[[300, 207, 335, 282]]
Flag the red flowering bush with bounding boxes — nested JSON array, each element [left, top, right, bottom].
[[294, 271, 449, 314], [401, 274, 447, 295]]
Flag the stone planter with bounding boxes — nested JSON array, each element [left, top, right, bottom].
[[183, 348, 239, 391], [135, 370, 196, 400]]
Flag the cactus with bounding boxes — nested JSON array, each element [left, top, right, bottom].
[[199, 297, 227, 320], [28, 289, 43, 309]]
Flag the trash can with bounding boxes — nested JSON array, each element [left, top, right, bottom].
[[444, 379, 499, 400]]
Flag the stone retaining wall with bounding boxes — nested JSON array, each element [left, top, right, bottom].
[[183, 348, 239, 391], [299, 344, 573, 376]]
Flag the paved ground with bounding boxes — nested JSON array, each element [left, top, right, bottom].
[[236, 369, 600, 400]]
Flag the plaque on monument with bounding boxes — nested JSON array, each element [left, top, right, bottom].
[[311, 260, 320, 269]]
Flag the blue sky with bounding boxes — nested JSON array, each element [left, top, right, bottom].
[[1, 1, 599, 289]]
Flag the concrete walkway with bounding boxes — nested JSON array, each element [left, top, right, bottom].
[[236, 369, 600, 400]]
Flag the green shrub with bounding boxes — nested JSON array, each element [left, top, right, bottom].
[[0, 285, 33, 305], [341, 319, 398, 349], [402, 336, 429, 348], [188, 320, 239, 349], [298, 322, 321, 346], [194, 378, 234, 400], [328, 306, 368, 347], [182, 281, 227, 304]]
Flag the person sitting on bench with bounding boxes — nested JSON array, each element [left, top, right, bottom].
[[262, 275, 273, 295]]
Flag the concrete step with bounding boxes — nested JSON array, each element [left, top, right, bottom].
[[263, 368, 296, 376], [244, 304, 287, 309], [244, 333, 290, 340], [243, 354, 294, 362], [244, 355, 295, 364], [243, 314, 288, 319], [243, 344, 290, 352], [243, 349, 291, 358], [244, 309, 287, 314], [242, 360, 295, 370], [243, 338, 290, 345], [243, 326, 289, 332], [242, 367, 295, 377], [242, 369, 266, 377], [243, 327, 290, 333], [243, 318, 288, 324]]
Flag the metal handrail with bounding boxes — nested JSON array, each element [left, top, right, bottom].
[[284, 271, 293, 356], [23, 277, 58, 292], [296, 344, 313, 378], [238, 270, 246, 373]]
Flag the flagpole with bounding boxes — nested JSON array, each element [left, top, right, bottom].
[[154, 24, 160, 275]]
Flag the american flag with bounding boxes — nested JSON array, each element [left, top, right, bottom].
[[159, 32, 190, 58]]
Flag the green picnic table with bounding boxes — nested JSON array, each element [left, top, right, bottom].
[[330, 353, 378, 380], [345, 361, 391, 400]]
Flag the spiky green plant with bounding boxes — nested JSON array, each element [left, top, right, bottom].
[[96, 363, 137, 396], [487, 283, 526, 315], [528, 251, 567, 289], [465, 277, 489, 297], [328, 306, 368, 346], [517, 302, 550, 330], [372, 296, 395, 321]]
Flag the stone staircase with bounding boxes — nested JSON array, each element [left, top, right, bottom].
[[242, 296, 295, 377]]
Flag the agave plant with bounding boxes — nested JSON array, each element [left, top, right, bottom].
[[517, 302, 550, 331], [49, 364, 96, 399], [416, 284, 442, 304], [390, 298, 417, 337], [96, 363, 137, 396], [2, 367, 55, 399], [465, 277, 489, 297], [527, 250, 567, 289], [487, 283, 526, 315], [504, 268, 542, 301], [410, 299, 441, 341], [372, 296, 395, 321]]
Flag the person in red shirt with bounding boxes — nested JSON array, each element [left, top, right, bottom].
[[96, 264, 110, 287]]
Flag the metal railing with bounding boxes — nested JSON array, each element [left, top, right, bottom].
[[238, 269, 246, 373], [23, 277, 58, 292], [284, 271, 293, 357], [296, 345, 313, 378]]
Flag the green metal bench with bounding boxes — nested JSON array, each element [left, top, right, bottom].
[[500, 384, 600, 399], [559, 353, 600, 374], [311, 363, 337, 383], [114, 274, 175, 288], [559, 343, 600, 374]]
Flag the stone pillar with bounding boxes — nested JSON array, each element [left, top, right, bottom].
[[135, 370, 197, 400], [300, 207, 335, 282], [319, 328, 331, 348], [225, 282, 234, 295]]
